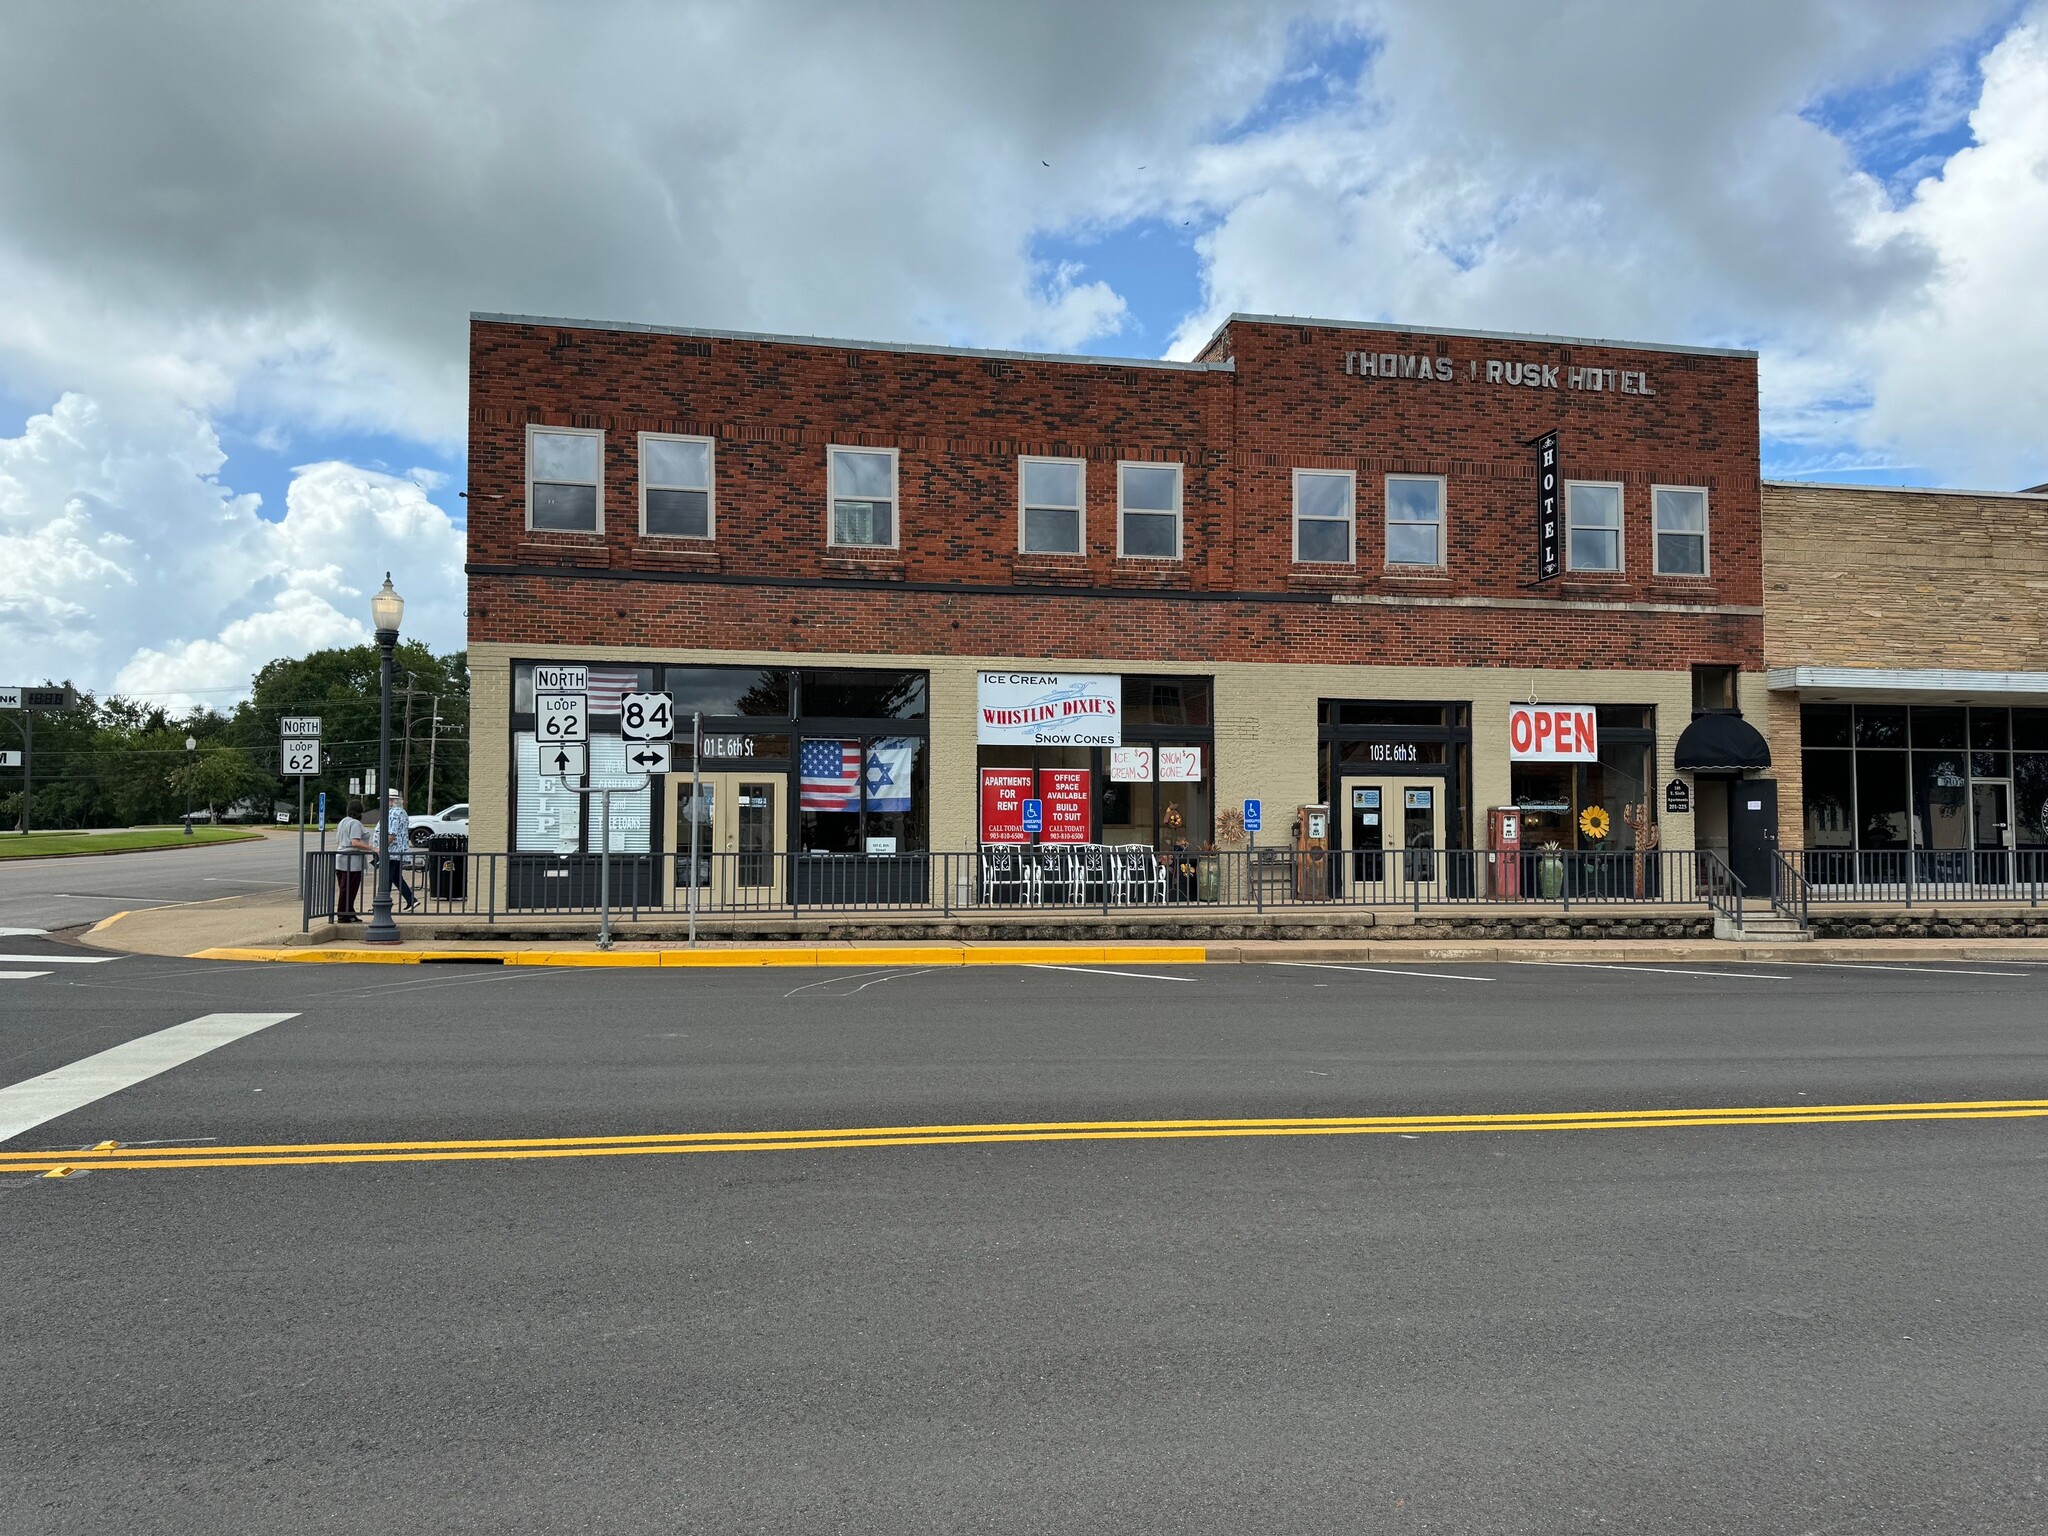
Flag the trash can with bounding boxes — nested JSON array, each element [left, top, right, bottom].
[[427, 833, 468, 900]]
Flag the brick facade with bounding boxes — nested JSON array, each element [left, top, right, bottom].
[[468, 313, 1762, 671], [1761, 481, 2048, 850]]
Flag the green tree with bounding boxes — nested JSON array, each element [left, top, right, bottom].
[[172, 745, 271, 821]]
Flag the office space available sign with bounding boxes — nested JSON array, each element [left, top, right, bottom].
[[976, 673, 1121, 745], [1039, 769, 1092, 843], [1508, 704, 1598, 761]]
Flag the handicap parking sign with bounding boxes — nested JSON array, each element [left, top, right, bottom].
[[1022, 798, 1044, 833], [1243, 798, 1262, 832]]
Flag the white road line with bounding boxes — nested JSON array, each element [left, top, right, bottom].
[[0, 971, 53, 981], [1794, 961, 2035, 979], [0, 1012, 298, 1143], [1027, 964, 1196, 983], [0, 927, 48, 937], [1512, 961, 1787, 981], [0, 954, 120, 965], [1266, 961, 1494, 983]]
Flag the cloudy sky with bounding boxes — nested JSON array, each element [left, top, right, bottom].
[[2, 0, 2044, 706]]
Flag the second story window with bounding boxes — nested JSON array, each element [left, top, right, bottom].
[[1293, 470, 1354, 563], [1654, 486, 1708, 575], [1019, 457, 1084, 554], [829, 447, 897, 548], [1566, 481, 1623, 573], [1384, 474, 1445, 567], [528, 426, 602, 532], [640, 434, 713, 539], [1118, 462, 1182, 560]]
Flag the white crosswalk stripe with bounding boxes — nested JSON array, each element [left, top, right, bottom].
[[0, 971, 54, 981]]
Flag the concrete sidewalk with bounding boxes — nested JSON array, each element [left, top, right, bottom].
[[78, 887, 2048, 968]]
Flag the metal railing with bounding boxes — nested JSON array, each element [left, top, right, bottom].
[[304, 846, 1751, 929], [1770, 850, 1810, 926], [1789, 848, 2046, 907]]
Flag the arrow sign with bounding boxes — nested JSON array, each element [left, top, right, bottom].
[[626, 743, 673, 773], [537, 742, 587, 779]]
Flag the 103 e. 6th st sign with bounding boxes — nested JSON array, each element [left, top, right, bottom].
[[1508, 704, 1599, 762]]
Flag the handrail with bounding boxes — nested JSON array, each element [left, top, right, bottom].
[[1697, 850, 1745, 931], [1769, 849, 1810, 926]]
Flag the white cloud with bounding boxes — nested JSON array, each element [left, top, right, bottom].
[[0, 394, 463, 710], [0, 0, 2044, 703]]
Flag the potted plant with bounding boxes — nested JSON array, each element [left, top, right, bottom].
[[1536, 839, 1566, 898]]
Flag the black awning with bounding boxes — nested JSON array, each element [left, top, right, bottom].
[[1674, 712, 1772, 773]]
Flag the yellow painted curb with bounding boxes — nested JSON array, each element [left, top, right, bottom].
[[188, 943, 1214, 969]]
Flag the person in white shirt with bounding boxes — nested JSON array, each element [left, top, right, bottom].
[[380, 789, 418, 912], [333, 799, 373, 922]]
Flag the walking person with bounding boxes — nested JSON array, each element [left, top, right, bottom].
[[381, 788, 419, 912], [333, 798, 373, 923]]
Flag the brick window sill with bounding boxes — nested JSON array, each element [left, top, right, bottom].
[[1108, 559, 1191, 589], [1557, 574, 1630, 596], [1011, 556, 1090, 586], [822, 553, 906, 580], [630, 544, 722, 574], [1286, 566, 1364, 591], [516, 537, 611, 568]]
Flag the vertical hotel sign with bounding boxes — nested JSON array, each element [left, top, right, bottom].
[[1533, 430, 1561, 581]]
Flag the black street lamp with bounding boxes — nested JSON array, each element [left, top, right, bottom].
[[364, 573, 406, 946]]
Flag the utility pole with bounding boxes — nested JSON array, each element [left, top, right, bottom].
[[399, 670, 417, 808], [425, 695, 441, 811]]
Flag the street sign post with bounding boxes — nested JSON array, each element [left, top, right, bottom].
[[619, 691, 675, 742], [3, 682, 80, 834], [535, 691, 587, 745], [537, 742, 587, 779], [624, 742, 672, 774], [281, 725, 322, 899]]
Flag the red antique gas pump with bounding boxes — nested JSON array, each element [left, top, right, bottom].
[[1488, 806, 1523, 898]]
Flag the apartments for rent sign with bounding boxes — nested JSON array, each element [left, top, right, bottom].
[[1508, 704, 1599, 761], [976, 673, 1122, 745]]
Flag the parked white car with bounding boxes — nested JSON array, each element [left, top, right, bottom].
[[407, 802, 470, 846]]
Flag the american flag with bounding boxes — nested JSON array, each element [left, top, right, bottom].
[[800, 738, 862, 811], [586, 667, 642, 715]]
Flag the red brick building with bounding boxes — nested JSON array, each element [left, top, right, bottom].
[[467, 311, 1774, 901]]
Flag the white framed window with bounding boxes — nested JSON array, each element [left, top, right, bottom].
[[1384, 474, 1445, 567], [1019, 456, 1085, 555], [527, 425, 603, 533], [1292, 469, 1354, 564], [1653, 485, 1708, 575], [639, 433, 714, 540], [1118, 461, 1182, 559], [1565, 480, 1623, 573], [828, 446, 898, 548]]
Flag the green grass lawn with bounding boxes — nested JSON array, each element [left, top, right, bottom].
[[0, 826, 267, 858]]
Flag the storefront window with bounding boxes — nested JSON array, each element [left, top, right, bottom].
[[1802, 751, 1854, 848], [1855, 706, 1908, 748], [1910, 751, 1970, 853], [663, 666, 791, 719], [799, 669, 927, 719], [1507, 709, 1653, 851], [1318, 699, 1472, 851], [2016, 754, 2048, 847], [1124, 676, 1212, 727], [798, 735, 927, 853], [1802, 703, 1851, 748], [1855, 752, 1909, 847]]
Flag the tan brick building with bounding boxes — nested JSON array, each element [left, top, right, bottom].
[[1762, 481, 2048, 885]]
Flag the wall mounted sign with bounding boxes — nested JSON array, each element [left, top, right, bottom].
[[1664, 778, 1691, 814], [1343, 352, 1656, 395], [1039, 769, 1092, 844], [1508, 704, 1598, 761], [976, 672, 1121, 745], [1532, 429, 1561, 581]]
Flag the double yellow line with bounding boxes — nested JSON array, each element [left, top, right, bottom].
[[7, 1098, 2047, 1176]]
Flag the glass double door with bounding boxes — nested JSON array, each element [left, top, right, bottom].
[[1341, 776, 1445, 895], [671, 772, 785, 901]]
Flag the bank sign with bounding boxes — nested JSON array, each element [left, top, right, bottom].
[[1508, 704, 1599, 761], [976, 673, 1122, 745]]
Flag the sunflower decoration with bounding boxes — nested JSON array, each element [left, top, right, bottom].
[[1578, 804, 1612, 842]]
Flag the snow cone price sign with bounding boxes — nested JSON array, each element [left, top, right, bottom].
[[1508, 704, 1599, 762], [976, 673, 1121, 746]]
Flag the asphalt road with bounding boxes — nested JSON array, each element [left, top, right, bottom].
[[0, 831, 300, 930], [5, 947, 2047, 1533]]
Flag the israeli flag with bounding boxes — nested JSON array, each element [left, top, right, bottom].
[[863, 738, 916, 812]]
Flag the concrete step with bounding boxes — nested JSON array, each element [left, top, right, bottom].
[[1715, 913, 1812, 942]]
